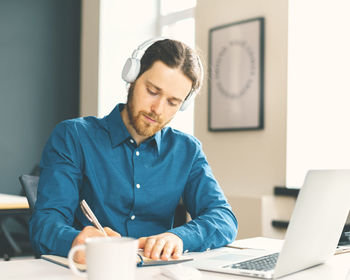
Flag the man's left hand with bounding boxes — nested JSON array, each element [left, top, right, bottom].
[[138, 232, 183, 260]]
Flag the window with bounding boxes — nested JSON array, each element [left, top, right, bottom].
[[158, 0, 197, 135]]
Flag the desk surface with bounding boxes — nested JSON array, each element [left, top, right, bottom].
[[0, 193, 29, 209], [1, 238, 350, 280]]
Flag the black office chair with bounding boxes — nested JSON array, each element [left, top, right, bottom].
[[19, 175, 39, 209], [10, 174, 40, 259]]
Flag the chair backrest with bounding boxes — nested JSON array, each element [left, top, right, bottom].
[[19, 174, 39, 209]]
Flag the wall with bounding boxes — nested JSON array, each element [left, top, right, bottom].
[[80, 0, 100, 117], [0, 0, 81, 195], [286, 0, 350, 187], [195, 0, 288, 197]]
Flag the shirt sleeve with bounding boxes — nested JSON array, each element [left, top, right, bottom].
[[29, 121, 82, 256], [168, 141, 238, 252]]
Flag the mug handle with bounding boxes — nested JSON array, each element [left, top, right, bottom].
[[68, 244, 87, 278]]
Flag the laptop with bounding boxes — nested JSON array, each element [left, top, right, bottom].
[[193, 170, 350, 279]]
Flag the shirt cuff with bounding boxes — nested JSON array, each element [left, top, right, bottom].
[[55, 227, 80, 257], [168, 226, 197, 252]]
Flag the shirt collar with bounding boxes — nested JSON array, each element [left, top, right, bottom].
[[106, 103, 162, 153]]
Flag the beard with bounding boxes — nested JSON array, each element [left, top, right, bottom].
[[126, 86, 170, 137]]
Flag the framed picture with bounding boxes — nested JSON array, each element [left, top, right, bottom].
[[208, 17, 264, 131]]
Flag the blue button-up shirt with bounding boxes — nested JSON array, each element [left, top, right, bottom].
[[29, 104, 237, 257]]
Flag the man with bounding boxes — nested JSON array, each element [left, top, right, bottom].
[[29, 38, 237, 263]]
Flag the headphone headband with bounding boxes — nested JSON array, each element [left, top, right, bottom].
[[122, 38, 203, 111], [131, 37, 165, 59]]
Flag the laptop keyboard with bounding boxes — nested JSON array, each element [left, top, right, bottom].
[[227, 253, 279, 271]]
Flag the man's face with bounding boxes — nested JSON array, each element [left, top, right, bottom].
[[126, 61, 193, 138]]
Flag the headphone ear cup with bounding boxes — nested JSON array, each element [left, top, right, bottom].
[[122, 58, 141, 83], [180, 90, 196, 111]]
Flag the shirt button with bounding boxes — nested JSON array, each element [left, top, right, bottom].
[[131, 215, 135, 220], [136, 184, 140, 189], [136, 151, 140, 156], [130, 139, 134, 144]]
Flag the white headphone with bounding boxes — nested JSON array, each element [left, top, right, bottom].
[[121, 38, 203, 111]]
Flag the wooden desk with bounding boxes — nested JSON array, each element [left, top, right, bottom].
[[1, 238, 350, 280], [0, 193, 29, 210]]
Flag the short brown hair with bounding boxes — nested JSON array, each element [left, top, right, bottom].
[[137, 39, 203, 96]]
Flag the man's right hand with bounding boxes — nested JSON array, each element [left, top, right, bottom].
[[71, 226, 121, 264]]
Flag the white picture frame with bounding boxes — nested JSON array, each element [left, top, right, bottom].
[[208, 17, 264, 131]]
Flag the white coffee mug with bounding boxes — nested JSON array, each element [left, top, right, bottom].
[[68, 237, 138, 280]]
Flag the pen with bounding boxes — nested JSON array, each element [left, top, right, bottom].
[[80, 199, 107, 237]]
